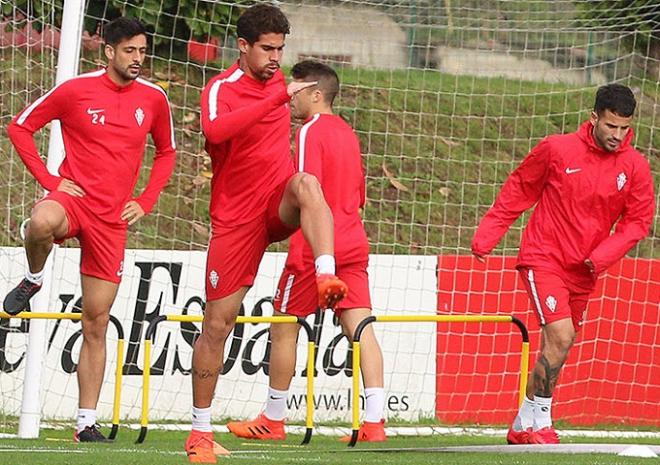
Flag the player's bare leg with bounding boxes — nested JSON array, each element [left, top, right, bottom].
[[278, 173, 347, 308], [339, 308, 386, 442], [523, 318, 575, 444], [227, 309, 296, 440], [186, 288, 247, 462], [267, 312, 300, 391], [25, 200, 68, 272], [191, 287, 248, 407], [340, 308, 384, 389], [278, 173, 333, 256], [75, 274, 118, 442], [3, 201, 68, 315]]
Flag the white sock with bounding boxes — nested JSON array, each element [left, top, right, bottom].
[[192, 406, 212, 433], [364, 387, 385, 423], [512, 396, 535, 431], [264, 387, 288, 421], [76, 408, 96, 432], [533, 395, 553, 430], [25, 268, 44, 285], [315, 254, 335, 275]]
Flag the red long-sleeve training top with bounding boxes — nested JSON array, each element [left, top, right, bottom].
[[8, 68, 176, 223], [200, 62, 294, 228], [286, 113, 369, 267], [472, 120, 655, 290]]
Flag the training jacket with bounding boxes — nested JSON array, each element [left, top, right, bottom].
[[472, 120, 655, 290]]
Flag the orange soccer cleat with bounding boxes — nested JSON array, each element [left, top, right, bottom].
[[226, 413, 286, 440], [506, 426, 532, 445], [185, 430, 230, 464], [316, 274, 348, 310], [340, 419, 387, 442], [529, 426, 560, 444]]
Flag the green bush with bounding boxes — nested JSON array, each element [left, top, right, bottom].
[[7, 0, 252, 53]]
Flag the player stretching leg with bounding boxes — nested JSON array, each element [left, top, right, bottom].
[[5, 17, 176, 442], [184, 6, 347, 463], [227, 61, 386, 443]]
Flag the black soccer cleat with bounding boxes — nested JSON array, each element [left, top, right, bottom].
[[74, 424, 113, 443], [3, 278, 42, 315]]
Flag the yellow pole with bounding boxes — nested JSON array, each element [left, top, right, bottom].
[[141, 340, 152, 428], [305, 341, 315, 430], [163, 314, 298, 324], [518, 341, 530, 406], [351, 341, 361, 432], [112, 338, 124, 428], [0, 312, 82, 320]]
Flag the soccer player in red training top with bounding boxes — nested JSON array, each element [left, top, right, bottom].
[[472, 84, 655, 445], [226, 61, 387, 443], [5, 17, 176, 442], [186, 6, 348, 463]]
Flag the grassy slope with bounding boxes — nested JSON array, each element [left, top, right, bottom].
[[1, 50, 658, 257]]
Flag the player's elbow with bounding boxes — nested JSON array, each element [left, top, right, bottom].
[[7, 119, 33, 143], [201, 121, 226, 145], [6, 120, 21, 143]]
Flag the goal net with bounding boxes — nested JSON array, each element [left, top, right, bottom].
[[0, 0, 657, 434]]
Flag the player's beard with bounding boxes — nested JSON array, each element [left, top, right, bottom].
[[592, 126, 621, 152], [116, 63, 141, 82], [258, 62, 279, 80]]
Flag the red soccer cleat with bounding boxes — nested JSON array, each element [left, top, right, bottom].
[[185, 430, 230, 463], [529, 426, 560, 444], [316, 274, 348, 310], [340, 419, 387, 442], [506, 426, 532, 445], [226, 413, 286, 440]]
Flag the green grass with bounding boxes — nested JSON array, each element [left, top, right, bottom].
[[1, 49, 658, 257], [1, 428, 658, 465]]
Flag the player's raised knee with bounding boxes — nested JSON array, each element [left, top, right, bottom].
[[28, 211, 57, 238], [291, 172, 323, 201], [29, 202, 66, 239]]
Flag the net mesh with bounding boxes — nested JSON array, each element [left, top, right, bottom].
[[0, 0, 658, 431]]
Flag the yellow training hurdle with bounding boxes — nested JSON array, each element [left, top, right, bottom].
[[0, 311, 126, 439], [136, 313, 316, 444], [347, 314, 530, 447]]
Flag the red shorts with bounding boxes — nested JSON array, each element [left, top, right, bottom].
[[518, 267, 590, 332], [40, 191, 127, 284], [205, 179, 297, 301], [273, 257, 371, 317]]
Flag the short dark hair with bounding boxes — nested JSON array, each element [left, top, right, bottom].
[[594, 83, 636, 117], [103, 17, 147, 46], [236, 4, 290, 45], [291, 60, 340, 105]]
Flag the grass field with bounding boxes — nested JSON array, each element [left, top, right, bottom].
[[1, 428, 659, 465]]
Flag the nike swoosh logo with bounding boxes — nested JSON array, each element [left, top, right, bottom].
[[269, 396, 283, 400], [565, 168, 581, 174], [87, 108, 105, 114]]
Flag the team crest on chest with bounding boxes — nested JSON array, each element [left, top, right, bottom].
[[135, 107, 145, 127], [616, 172, 627, 191]]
